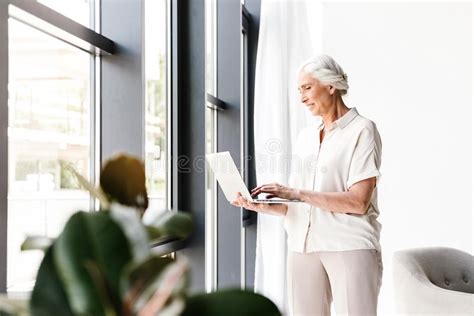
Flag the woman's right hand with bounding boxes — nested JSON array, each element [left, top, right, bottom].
[[231, 192, 266, 212], [231, 192, 288, 216]]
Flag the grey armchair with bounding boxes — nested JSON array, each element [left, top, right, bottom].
[[393, 247, 473, 315]]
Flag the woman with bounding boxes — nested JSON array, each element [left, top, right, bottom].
[[232, 55, 383, 316]]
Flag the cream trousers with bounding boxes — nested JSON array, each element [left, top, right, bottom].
[[287, 249, 383, 316]]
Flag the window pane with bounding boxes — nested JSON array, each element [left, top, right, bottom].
[[205, 0, 217, 293], [144, 0, 168, 222], [36, 0, 91, 28], [7, 19, 91, 292]]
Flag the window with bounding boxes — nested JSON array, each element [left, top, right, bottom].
[[205, 0, 217, 293], [0, 0, 198, 294], [143, 0, 170, 222], [36, 0, 91, 27], [7, 17, 93, 292], [0, 0, 114, 293]]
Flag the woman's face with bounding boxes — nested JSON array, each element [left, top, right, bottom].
[[298, 71, 334, 116]]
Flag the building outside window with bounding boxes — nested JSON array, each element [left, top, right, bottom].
[[143, 0, 169, 222], [7, 12, 93, 292]]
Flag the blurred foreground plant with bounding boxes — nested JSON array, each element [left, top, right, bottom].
[[0, 154, 280, 316]]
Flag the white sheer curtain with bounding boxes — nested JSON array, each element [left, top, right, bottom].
[[253, 0, 322, 313]]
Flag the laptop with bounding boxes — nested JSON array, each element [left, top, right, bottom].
[[206, 151, 303, 204]]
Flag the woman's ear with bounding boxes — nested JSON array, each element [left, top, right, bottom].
[[328, 85, 335, 95]]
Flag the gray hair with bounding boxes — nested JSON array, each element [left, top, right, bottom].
[[298, 55, 349, 96]]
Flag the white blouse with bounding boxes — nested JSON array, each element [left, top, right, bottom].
[[284, 107, 382, 253]]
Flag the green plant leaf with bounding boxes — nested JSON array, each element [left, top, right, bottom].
[[30, 246, 74, 316], [181, 289, 281, 316], [136, 258, 189, 316], [119, 256, 175, 314], [53, 211, 134, 316], [146, 212, 193, 242], [110, 204, 150, 262], [21, 236, 54, 252], [82, 260, 118, 316]]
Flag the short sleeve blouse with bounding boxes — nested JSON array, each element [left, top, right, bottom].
[[284, 107, 382, 253]]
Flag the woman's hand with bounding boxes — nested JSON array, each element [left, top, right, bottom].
[[230, 192, 288, 216], [231, 192, 268, 212], [250, 182, 300, 200]]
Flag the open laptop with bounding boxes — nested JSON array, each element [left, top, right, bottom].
[[206, 151, 303, 204]]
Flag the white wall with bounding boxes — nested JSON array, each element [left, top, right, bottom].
[[321, 1, 472, 314]]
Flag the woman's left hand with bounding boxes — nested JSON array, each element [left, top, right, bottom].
[[251, 182, 300, 200]]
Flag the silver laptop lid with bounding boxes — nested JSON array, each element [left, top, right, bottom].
[[206, 151, 303, 204], [206, 151, 253, 202]]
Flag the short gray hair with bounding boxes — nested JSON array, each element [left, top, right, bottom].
[[298, 55, 349, 96]]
